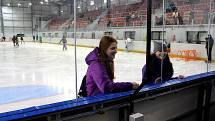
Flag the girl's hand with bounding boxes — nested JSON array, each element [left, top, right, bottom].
[[178, 75, 185, 79], [132, 82, 139, 89], [155, 77, 161, 83]]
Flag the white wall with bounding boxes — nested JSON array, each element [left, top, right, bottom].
[[24, 35, 210, 60], [2, 6, 32, 36], [28, 24, 215, 60]]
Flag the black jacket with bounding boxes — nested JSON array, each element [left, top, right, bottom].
[[142, 54, 174, 84], [206, 36, 214, 48]]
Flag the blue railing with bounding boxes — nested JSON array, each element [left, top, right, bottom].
[[0, 71, 215, 121]]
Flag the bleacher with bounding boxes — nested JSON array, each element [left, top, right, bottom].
[[98, 2, 147, 27], [47, 1, 211, 30], [76, 10, 101, 28], [48, 18, 67, 30]]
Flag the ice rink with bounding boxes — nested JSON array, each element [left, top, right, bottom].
[[0, 42, 214, 113]]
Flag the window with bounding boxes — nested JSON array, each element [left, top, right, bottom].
[[104, 31, 113, 36], [92, 32, 95, 39], [81, 33, 84, 38], [42, 33, 46, 37], [124, 31, 135, 39], [48, 33, 51, 38], [55, 33, 59, 38], [151, 31, 165, 40], [16, 34, 24, 37], [187, 31, 207, 44]]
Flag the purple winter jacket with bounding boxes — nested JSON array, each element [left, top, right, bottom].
[[85, 47, 133, 96]]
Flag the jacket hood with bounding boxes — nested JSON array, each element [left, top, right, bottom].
[[85, 47, 99, 65]]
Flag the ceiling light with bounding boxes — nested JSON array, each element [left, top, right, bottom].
[[90, 1, 94, 6], [18, 3, 21, 7]]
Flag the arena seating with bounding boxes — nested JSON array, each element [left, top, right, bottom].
[[48, 18, 67, 30], [47, 1, 210, 30]]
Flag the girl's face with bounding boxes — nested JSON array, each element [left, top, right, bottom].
[[155, 51, 167, 60], [106, 42, 117, 60]]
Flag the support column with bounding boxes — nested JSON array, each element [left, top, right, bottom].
[[30, 0, 34, 35], [107, 0, 111, 9], [196, 85, 205, 121], [203, 81, 212, 121], [70, 0, 74, 14], [0, 0, 4, 36], [119, 106, 129, 121]]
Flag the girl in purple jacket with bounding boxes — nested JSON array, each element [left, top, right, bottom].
[[85, 36, 139, 96]]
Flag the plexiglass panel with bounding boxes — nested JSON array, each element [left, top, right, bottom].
[[207, 0, 215, 73], [74, 0, 146, 98], [158, 0, 210, 83], [0, 0, 214, 114]]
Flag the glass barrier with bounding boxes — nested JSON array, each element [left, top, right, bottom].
[[207, 0, 215, 73], [74, 0, 146, 98], [159, 0, 210, 83], [1, 0, 214, 114], [72, 0, 213, 98]]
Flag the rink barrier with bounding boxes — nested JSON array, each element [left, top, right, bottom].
[[0, 71, 215, 121], [59, 42, 206, 61], [176, 49, 200, 61], [26, 41, 208, 61]]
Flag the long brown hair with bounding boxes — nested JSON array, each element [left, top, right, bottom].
[[98, 36, 117, 80]]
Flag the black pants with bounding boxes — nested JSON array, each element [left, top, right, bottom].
[[206, 47, 212, 61]]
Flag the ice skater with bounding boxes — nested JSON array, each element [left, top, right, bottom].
[[12, 35, 16, 46], [15, 35, 19, 46], [59, 35, 67, 51], [205, 34, 214, 63], [33, 35, 35, 42], [39, 36, 42, 44], [125, 37, 132, 52], [20, 36, 25, 44], [2, 36, 6, 42]]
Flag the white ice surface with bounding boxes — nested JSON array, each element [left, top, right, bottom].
[[0, 42, 214, 113]]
